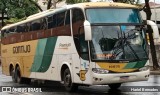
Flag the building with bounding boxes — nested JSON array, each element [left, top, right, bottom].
[[140, 2, 160, 27], [38, 0, 66, 11]]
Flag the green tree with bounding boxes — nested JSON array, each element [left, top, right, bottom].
[[47, 0, 63, 9], [46, 0, 89, 9], [0, 0, 42, 24], [66, 0, 89, 4]]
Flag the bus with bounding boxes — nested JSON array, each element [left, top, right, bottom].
[[1, 2, 159, 92]]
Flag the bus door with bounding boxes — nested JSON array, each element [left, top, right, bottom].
[[72, 8, 90, 83], [79, 29, 90, 83], [72, 27, 90, 83]]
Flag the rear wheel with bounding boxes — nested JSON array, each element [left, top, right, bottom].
[[108, 83, 121, 89], [15, 66, 25, 84], [63, 68, 78, 92], [10, 68, 16, 83]]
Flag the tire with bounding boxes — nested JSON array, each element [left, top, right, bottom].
[[10, 69, 17, 83], [63, 68, 78, 92], [108, 83, 121, 89], [23, 78, 31, 84], [15, 66, 24, 84]]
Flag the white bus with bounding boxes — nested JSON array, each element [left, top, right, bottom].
[[1, 2, 159, 92]]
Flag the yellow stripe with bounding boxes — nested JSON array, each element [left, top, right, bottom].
[[97, 62, 137, 72], [1, 40, 38, 77]]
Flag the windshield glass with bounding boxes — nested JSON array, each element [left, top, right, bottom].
[[86, 8, 140, 23], [90, 25, 148, 61]]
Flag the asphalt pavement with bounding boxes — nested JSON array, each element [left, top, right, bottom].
[[1, 66, 160, 95]]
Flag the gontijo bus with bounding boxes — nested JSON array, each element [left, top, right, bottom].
[[1, 2, 159, 91]]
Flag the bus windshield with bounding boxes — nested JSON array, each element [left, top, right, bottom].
[[86, 8, 141, 23], [90, 25, 148, 61]]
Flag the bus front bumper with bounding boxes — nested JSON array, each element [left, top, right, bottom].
[[91, 70, 150, 85]]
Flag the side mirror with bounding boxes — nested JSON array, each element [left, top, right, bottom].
[[84, 20, 92, 41], [147, 20, 159, 39]]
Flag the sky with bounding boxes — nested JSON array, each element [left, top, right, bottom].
[[139, 0, 160, 4]]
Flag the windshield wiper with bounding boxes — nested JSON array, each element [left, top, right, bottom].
[[112, 29, 141, 61], [123, 29, 141, 61], [125, 40, 140, 60]]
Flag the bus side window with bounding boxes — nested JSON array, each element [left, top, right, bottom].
[[64, 10, 71, 36], [47, 14, 57, 29], [4, 29, 9, 37], [65, 10, 70, 25], [26, 23, 31, 32], [57, 11, 65, 27], [56, 11, 67, 36], [31, 19, 41, 31], [17, 24, 25, 33], [72, 8, 85, 36], [8, 27, 16, 36], [41, 18, 48, 30], [72, 8, 89, 60]]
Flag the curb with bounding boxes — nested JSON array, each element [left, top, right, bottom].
[[150, 71, 160, 75]]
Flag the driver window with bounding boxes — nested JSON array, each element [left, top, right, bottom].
[[72, 8, 89, 60]]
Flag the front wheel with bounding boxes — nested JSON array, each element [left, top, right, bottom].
[[108, 83, 121, 89], [63, 68, 78, 92], [15, 66, 25, 84]]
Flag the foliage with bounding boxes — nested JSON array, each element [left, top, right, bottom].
[[66, 0, 89, 4], [45, 0, 89, 9], [0, 0, 40, 23], [4, 17, 26, 23], [47, 0, 63, 9]]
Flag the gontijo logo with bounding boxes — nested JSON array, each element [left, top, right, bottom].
[[13, 45, 31, 54]]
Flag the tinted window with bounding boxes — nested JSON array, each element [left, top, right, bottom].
[[47, 15, 57, 29], [31, 19, 41, 31], [57, 11, 65, 26], [41, 18, 47, 30], [17, 24, 26, 33], [72, 8, 84, 36], [72, 9, 84, 23], [26, 23, 31, 32], [65, 11, 70, 25], [72, 9, 88, 60]]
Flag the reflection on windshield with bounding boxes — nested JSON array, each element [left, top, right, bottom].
[[90, 25, 148, 61], [86, 8, 140, 23]]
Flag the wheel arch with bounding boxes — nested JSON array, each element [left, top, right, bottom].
[[9, 63, 14, 76], [15, 63, 20, 69], [15, 63, 23, 77], [60, 62, 73, 82]]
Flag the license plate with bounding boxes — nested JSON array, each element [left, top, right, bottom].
[[120, 76, 129, 80]]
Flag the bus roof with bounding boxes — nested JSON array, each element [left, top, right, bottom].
[[69, 2, 139, 9], [1, 2, 139, 30]]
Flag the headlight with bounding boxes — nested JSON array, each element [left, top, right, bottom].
[[92, 68, 109, 74], [139, 66, 149, 71]]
